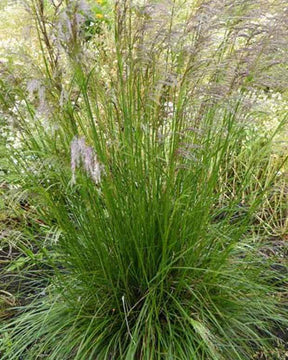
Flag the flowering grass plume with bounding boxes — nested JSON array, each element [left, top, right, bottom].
[[71, 136, 103, 184]]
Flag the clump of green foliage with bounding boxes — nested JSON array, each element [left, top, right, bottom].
[[0, 0, 287, 359]]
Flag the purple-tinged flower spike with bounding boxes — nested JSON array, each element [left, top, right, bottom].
[[70, 137, 103, 184], [27, 79, 41, 99], [27, 79, 51, 119]]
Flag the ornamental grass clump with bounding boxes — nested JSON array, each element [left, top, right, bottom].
[[0, 0, 288, 359]]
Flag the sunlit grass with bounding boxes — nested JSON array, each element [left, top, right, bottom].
[[0, 0, 287, 359]]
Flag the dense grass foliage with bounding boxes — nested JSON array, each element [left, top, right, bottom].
[[0, 0, 288, 359]]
